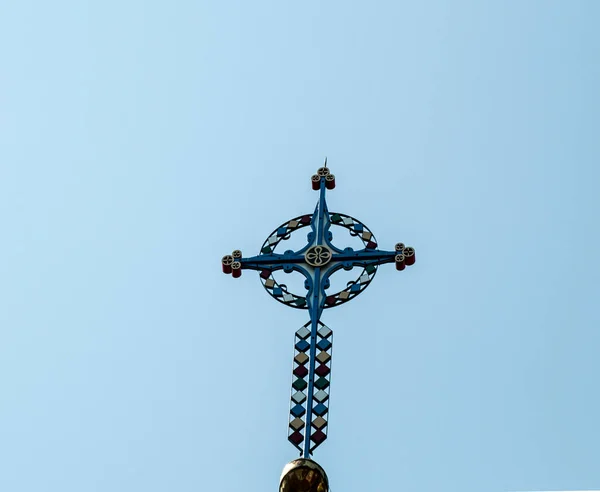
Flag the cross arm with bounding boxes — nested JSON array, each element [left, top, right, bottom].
[[221, 250, 309, 278], [330, 244, 416, 271]]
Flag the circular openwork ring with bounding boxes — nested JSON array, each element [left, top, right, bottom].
[[317, 167, 330, 177], [257, 212, 380, 310], [222, 255, 234, 265], [232, 250, 242, 259], [304, 245, 332, 267]]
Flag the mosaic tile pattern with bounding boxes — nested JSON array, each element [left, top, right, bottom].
[[309, 322, 333, 453], [259, 214, 313, 255], [288, 322, 311, 450], [287, 321, 334, 454], [329, 212, 378, 249]]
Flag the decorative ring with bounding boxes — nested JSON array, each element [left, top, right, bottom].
[[258, 212, 380, 310], [317, 167, 330, 177]]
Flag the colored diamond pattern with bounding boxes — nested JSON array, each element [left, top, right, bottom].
[[296, 326, 310, 339], [311, 429, 326, 445], [313, 390, 328, 403], [317, 325, 332, 338], [317, 339, 332, 351], [289, 417, 305, 431], [292, 391, 306, 404], [291, 404, 306, 418], [290, 325, 330, 453], [315, 377, 329, 390], [292, 378, 307, 391], [313, 403, 328, 416], [316, 351, 331, 364], [295, 340, 310, 352], [294, 353, 309, 365], [289, 431, 303, 445]]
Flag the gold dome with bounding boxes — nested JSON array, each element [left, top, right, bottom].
[[279, 459, 328, 492]]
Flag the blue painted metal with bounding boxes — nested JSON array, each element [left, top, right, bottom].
[[222, 162, 416, 459]]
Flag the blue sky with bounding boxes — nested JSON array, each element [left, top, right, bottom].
[[1, 1, 599, 491]]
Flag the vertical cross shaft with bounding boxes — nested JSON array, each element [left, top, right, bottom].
[[303, 177, 329, 457]]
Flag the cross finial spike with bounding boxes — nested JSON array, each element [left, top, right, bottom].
[[324, 156, 327, 166]]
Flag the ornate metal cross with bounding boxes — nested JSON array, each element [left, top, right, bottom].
[[222, 163, 416, 476]]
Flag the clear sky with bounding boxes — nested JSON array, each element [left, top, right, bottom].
[[1, 1, 599, 491]]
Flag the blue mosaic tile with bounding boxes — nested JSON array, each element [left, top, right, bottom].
[[295, 340, 310, 353], [316, 339, 332, 351], [313, 403, 328, 416], [291, 404, 306, 418]]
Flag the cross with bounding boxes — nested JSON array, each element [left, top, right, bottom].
[[222, 162, 416, 462]]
